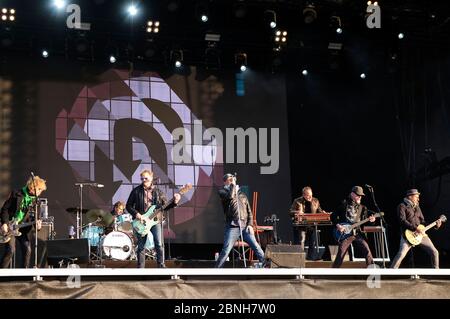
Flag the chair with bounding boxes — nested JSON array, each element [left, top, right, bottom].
[[232, 240, 250, 268]]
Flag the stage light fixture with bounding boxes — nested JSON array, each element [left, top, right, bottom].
[[42, 50, 49, 58], [170, 50, 184, 68], [147, 21, 160, 33], [1, 8, 15, 22], [127, 4, 138, 16], [303, 4, 317, 24], [302, 69, 308, 76], [264, 10, 277, 29], [360, 73, 366, 79], [201, 14, 208, 22], [398, 33, 404, 39], [274, 30, 287, 44], [235, 52, 247, 72], [53, 0, 66, 10], [109, 55, 116, 63]]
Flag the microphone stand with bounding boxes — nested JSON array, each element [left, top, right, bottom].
[[367, 186, 387, 268], [31, 174, 39, 268], [74, 182, 103, 239], [233, 178, 247, 268]]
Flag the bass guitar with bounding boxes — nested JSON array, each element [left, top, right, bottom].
[[132, 183, 192, 236], [0, 219, 37, 244], [333, 212, 384, 243]]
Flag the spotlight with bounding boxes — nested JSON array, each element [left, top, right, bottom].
[[398, 33, 404, 39], [235, 53, 247, 72], [303, 4, 317, 24], [147, 21, 160, 33], [274, 30, 287, 44], [264, 10, 277, 29], [1, 8, 15, 22], [170, 49, 184, 68], [42, 50, 49, 58], [53, 0, 66, 10], [302, 69, 308, 76], [336, 27, 343, 34], [196, 2, 210, 23], [360, 73, 366, 79], [109, 55, 116, 63], [127, 5, 138, 16]]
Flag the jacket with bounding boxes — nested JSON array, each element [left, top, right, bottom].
[[218, 184, 253, 227]]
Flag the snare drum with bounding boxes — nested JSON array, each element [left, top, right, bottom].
[[81, 225, 104, 247], [101, 231, 133, 260]]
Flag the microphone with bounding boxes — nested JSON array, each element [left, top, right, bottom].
[[31, 172, 35, 177], [365, 184, 373, 189], [75, 182, 104, 188]]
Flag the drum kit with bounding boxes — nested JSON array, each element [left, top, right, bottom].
[[66, 207, 155, 261]]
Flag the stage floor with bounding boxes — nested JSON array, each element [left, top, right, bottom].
[[1, 265, 450, 299]]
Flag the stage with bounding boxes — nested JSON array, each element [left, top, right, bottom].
[[1, 266, 450, 299]]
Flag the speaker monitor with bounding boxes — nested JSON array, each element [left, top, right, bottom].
[[265, 244, 306, 268], [46, 239, 90, 266]]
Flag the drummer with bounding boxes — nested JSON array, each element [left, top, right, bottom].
[[105, 201, 126, 234]]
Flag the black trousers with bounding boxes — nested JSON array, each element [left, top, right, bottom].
[[1, 233, 31, 268]]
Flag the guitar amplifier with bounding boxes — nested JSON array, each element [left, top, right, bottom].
[[265, 244, 305, 268]]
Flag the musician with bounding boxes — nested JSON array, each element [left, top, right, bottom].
[[390, 189, 441, 269], [126, 169, 180, 268], [289, 186, 325, 260], [104, 201, 126, 234], [332, 186, 375, 268], [215, 173, 266, 268], [0, 176, 46, 268], [111, 201, 125, 217]]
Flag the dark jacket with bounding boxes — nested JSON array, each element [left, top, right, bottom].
[[1, 190, 25, 224], [218, 184, 253, 227], [126, 184, 176, 219], [1, 189, 34, 234], [289, 196, 323, 218], [397, 199, 425, 233], [333, 197, 373, 235]]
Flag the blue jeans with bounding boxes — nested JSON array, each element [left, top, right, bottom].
[[136, 223, 163, 268], [215, 225, 265, 268]]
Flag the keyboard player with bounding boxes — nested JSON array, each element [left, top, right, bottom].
[[289, 186, 327, 260]]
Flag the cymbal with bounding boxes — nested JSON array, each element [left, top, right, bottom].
[[86, 209, 114, 227], [66, 207, 89, 214]]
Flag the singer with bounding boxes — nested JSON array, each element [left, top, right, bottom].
[[0, 175, 46, 268], [215, 173, 266, 268], [126, 169, 181, 268]]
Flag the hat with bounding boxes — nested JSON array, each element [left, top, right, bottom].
[[351, 186, 365, 196], [406, 189, 420, 196], [223, 173, 234, 182]]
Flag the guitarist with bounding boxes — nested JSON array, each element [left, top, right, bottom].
[[0, 176, 46, 268], [390, 189, 441, 269], [126, 169, 180, 268], [332, 186, 376, 268]]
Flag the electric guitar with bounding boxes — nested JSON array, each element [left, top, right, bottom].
[[333, 212, 384, 243], [404, 215, 447, 246], [0, 219, 37, 244], [132, 183, 193, 236]]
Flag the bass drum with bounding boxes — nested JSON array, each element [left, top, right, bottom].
[[101, 231, 133, 260]]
